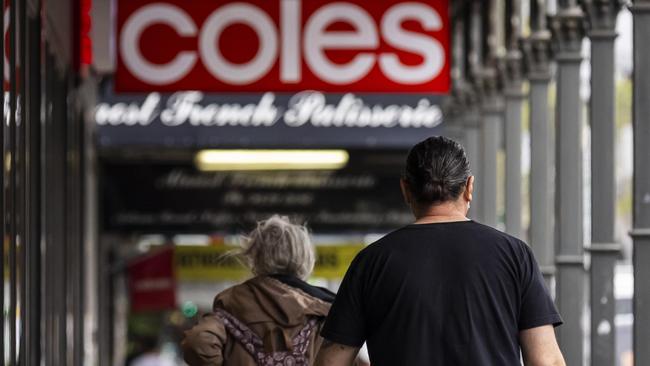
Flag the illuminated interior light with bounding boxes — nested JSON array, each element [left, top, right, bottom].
[[195, 149, 349, 171]]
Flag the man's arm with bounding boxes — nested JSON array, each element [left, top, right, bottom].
[[519, 325, 566, 366], [314, 339, 360, 366]]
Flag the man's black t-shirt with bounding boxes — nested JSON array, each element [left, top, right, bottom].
[[321, 221, 562, 366]]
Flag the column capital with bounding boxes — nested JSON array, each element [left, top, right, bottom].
[[503, 49, 526, 97], [451, 82, 481, 128], [549, 7, 587, 61], [476, 64, 505, 113], [441, 92, 464, 126], [581, 0, 622, 37], [521, 30, 554, 82]]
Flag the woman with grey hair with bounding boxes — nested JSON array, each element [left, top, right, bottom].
[[182, 215, 335, 366]]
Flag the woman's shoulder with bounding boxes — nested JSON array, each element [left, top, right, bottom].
[[268, 274, 336, 303], [211, 280, 253, 311], [213, 276, 332, 319]]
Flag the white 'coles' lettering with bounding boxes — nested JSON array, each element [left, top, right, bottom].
[[119, 0, 446, 87]]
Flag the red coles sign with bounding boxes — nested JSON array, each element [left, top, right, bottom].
[[116, 0, 450, 93]]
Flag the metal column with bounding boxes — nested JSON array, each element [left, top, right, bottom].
[[465, 110, 482, 222], [521, 28, 556, 286], [460, 95, 483, 222], [550, 7, 586, 365], [450, 10, 482, 222], [480, 72, 503, 229], [479, 0, 505, 229], [504, 58, 524, 238], [631, 1, 650, 364], [583, 1, 622, 365], [467, 0, 487, 224], [503, 0, 524, 238], [463, 97, 483, 222]]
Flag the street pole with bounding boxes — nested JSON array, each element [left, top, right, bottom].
[[631, 1, 650, 364], [521, 28, 556, 286], [549, 6, 586, 365], [582, 1, 622, 365]]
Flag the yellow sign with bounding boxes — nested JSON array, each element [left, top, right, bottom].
[[175, 244, 365, 281], [175, 246, 248, 281], [312, 245, 365, 279]]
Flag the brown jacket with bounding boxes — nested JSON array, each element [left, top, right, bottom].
[[182, 276, 332, 366]]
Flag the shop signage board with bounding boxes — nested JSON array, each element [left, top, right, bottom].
[[95, 89, 444, 148], [312, 245, 365, 279], [128, 246, 177, 312], [101, 161, 412, 233], [115, 0, 450, 92], [175, 244, 366, 280], [175, 245, 246, 280], [100, 0, 450, 148]]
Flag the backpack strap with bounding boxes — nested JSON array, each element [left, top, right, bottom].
[[214, 308, 264, 358], [215, 307, 322, 365], [291, 317, 320, 355]]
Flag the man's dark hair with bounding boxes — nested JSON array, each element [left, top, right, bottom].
[[403, 136, 471, 204]]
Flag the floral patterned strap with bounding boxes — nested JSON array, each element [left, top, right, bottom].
[[292, 318, 319, 354], [214, 307, 264, 357], [214, 307, 320, 365]]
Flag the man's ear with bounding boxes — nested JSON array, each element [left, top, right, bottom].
[[464, 176, 474, 202], [400, 178, 412, 206]]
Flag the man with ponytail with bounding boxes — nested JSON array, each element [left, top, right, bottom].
[[316, 136, 565, 366]]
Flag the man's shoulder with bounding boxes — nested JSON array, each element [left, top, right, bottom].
[[470, 221, 529, 247], [355, 222, 531, 259], [468, 223, 536, 266], [358, 227, 410, 254]]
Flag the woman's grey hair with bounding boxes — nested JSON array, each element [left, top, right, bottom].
[[238, 215, 315, 280]]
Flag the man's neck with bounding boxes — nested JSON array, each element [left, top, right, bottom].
[[413, 202, 469, 224]]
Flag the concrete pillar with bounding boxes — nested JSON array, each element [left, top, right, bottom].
[[521, 30, 556, 286], [549, 7, 586, 365], [582, 1, 622, 365], [631, 1, 650, 364]]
